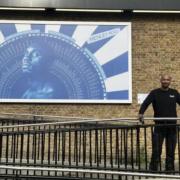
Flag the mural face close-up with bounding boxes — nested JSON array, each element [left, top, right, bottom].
[[0, 21, 132, 103]]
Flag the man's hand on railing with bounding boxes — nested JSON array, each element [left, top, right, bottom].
[[138, 114, 144, 124]]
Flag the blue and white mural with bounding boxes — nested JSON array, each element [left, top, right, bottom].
[[0, 21, 132, 103]]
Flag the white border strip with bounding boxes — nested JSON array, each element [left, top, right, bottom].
[[0, 20, 131, 26], [0, 165, 179, 179]]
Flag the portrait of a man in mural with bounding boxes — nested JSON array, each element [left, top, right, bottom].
[[21, 42, 60, 99]]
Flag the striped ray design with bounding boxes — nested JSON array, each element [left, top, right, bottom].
[[31, 24, 45, 32], [82, 25, 125, 53], [0, 31, 5, 44], [45, 24, 61, 33], [0, 23, 17, 38], [105, 72, 130, 99], [15, 23, 31, 32], [94, 26, 129, 66], [88, 25, 131, 100], [59, 24, 77, 37], [72, 25, 97, 47]]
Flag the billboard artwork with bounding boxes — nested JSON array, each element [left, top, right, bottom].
[[0, 21, 132, 103]]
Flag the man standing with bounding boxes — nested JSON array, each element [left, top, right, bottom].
[[138, 74, 180, 172]]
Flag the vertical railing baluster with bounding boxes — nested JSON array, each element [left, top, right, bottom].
[[136, 126, 141, 171], [48, 130, 51, 176], [115, 129, 119, 166], [103, 129, 107, 179], [144, 126, 148, 171], [124, 129, 127, 170], [130, 127, 134, 171], [26, 127, 30, 176], [178, 127, 180, 174], [54, 130, 58, 176], [33, 130, 37, 176], [79, 130, 82, 163], [58, 126, 61, 161], [120, 129, 123, 165], [41, 130, 45, 176], [69, 129, 72, 177], [0, 133, 3, 163]]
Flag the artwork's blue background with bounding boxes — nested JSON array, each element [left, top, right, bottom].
[[0, 22, 131, 102]]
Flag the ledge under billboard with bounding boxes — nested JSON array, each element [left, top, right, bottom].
[[0, 21, 132, 103]]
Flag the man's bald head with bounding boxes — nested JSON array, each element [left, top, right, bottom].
[[160, 74, 172, 90]]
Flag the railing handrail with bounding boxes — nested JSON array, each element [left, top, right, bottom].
[[0, 112, 96, 121], [0, 119, 139, 129], [0, 165, 179, 179], [0, 112, 180, 122], [0, 112, 180, 129], [1, 119, 180, 130], [0, 112, 180, 120]]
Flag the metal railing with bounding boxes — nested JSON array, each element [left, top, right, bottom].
[[0, 113, 179, 179]]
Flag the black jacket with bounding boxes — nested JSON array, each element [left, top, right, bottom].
[[139, 88, 180, 122]]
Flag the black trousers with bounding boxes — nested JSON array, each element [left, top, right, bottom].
[[149, 123, 177, 171]]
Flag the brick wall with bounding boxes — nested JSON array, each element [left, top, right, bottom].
[[0, 11, 179, 119]]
